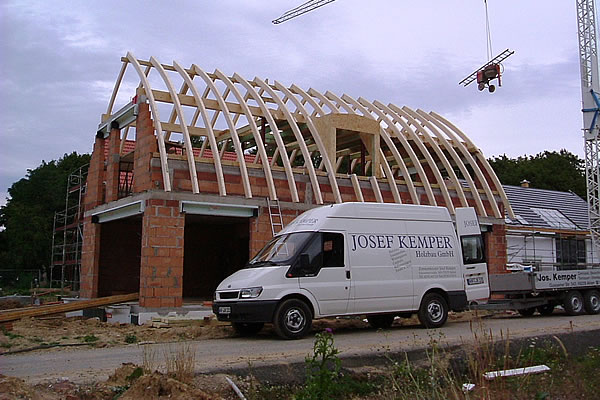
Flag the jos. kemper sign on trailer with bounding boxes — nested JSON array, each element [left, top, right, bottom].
[[534, 270, 600, 290]]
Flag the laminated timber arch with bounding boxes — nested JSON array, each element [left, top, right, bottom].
[[102, 54, 513, 218]]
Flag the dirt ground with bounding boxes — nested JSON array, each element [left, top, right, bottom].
[[0, 364, 254, 400], [0, 306, 496, 355], [0, 301, 505, 399]]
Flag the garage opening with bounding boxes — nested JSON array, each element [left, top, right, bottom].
[[183, 215, 250, 300], [98, 216, 142, 297]]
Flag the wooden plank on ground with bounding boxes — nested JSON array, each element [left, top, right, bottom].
[[0, 293, 138, 323]]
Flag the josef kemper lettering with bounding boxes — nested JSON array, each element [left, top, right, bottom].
[[351, 234, 452, 252]]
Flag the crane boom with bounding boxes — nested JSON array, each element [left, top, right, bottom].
[[577, 0, 600, 252], [273, 0, 336, 24]]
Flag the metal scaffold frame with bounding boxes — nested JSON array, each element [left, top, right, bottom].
[[50, 164, 88, 291]]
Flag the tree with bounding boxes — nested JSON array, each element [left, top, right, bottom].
[[0, 152, 90, 272], [488, 150, 586, 198]]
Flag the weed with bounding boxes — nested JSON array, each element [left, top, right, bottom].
[[82, 334, 99, 343], [124, 334, 138, 344], [1, 327, 22, 340], [163, 343, 196, 383], [30, 337, 44, 343], [142, 345, 157, 373], [0, 342, 12, 349], [126, 367, 144, 381], [295, 329, 377, 400]]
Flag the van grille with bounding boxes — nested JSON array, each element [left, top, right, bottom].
[[219, 291, 239, 300]]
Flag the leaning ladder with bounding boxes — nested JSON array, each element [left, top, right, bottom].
[[267, 198, 284, 236]]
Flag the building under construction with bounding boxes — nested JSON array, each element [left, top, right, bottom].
[[79, 54, 514, 308]]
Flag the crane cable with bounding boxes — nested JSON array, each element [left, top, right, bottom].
[[484, 0, 494, 62]]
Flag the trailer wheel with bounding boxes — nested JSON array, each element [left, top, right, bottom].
[[232, 322, 264, 336], [273, 299, 312, 340], [563, 290, 585, 315], [518, 307, 536, 317], [537, 304, 555, 316], [367, 314, 395, 329], [583, 290, 600, 315], [418, 293, 448, 328]]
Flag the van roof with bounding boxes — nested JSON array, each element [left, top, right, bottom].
[[281, 202, 452, 234]]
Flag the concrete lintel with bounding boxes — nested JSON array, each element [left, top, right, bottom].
[[181, 201, 258, 217], [91, 200, 145, 223]]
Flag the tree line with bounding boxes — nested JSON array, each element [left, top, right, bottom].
[[0, 150, 586, 273]]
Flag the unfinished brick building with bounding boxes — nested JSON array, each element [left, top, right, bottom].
[[80, 54, 515, 308]]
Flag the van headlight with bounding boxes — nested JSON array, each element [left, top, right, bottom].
[[240, 287, 263, 299]]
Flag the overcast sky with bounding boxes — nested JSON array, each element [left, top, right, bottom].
[[0, 0, 590, 206]]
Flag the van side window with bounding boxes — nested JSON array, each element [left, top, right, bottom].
[[323, 232, 344, 268], [461, 235, 485, 264], [300, 233, 323, 275]]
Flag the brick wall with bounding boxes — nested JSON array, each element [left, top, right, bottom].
[[105, 127, 121, 202], [486, 223, 507, 275], [80, 136, 105, 299], [133, 102, 158, 193], [139, 199, 185, 308]]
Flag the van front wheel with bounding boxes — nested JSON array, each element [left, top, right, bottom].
[[274, 299, 312, 340], [418, 293, 448, 329]]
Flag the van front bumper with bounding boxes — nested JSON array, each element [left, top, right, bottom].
[[212, 300, 279, 323]]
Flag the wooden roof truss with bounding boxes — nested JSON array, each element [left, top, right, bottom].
[[102, 54, 514, 218]]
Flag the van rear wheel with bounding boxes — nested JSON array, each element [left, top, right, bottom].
[[273, 299, 312, 340], [367, 315, 395, 329], [418, 293, 448, 329]]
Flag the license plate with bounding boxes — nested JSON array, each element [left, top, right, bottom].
[[467, 276, 484, 285], [219, 306, 231, 314]]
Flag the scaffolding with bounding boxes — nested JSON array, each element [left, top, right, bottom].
[[50, 164, 88, 291], [506, 229, 599, 272]]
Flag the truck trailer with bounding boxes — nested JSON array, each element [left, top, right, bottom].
[[212, 203, 600, 339]]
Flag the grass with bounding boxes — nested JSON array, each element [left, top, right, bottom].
[[242, 324, 600, 400]]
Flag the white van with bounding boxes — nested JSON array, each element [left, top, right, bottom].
[[212, 203, 489, 339]]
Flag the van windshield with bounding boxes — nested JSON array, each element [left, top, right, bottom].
[[248, 232, 313, 267]]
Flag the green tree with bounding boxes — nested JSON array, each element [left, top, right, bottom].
[[488, 150, 586, 198], [0, 152, 90, 272]]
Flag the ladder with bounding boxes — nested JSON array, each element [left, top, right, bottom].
[[267, 198, 284, 236]]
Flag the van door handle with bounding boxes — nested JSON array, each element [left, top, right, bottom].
[[346, 271, 351, 279]]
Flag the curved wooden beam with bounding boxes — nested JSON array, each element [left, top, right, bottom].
[[430, 111, 515, 219], [126, 52, 171, 192], [254, 77, 324, 204], [330, 92, 419, 204], [215, 69, 277, 200], [400, 106, 469, 208], [276, 82, 342, 203], [380, 102, 454, 213], [414, 109, 487, 217], [191, 64, 252, 198], [428, 111, 501, 218], [232, 73, 300, 203], [151, 57, 200, 194], [348, 95, 433, 205], [173, 61, 226, 196]]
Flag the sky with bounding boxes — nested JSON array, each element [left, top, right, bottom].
[[0, 0, 590, 207]]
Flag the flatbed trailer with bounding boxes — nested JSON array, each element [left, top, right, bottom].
[[472, 269, 600, 316]]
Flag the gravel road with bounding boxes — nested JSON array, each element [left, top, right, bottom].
[[2, 312, 599, 384]]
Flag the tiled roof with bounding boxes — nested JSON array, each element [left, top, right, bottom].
[[503, 184, 588, 231], [104, 140, 260, 163]]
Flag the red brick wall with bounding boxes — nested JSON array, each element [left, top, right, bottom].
[[486, 223, 507, 275], [105, 128, 121, 202], [133, 102, 157, 193], [80, 136, 106, 299], [139, 199, 185, 308]]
